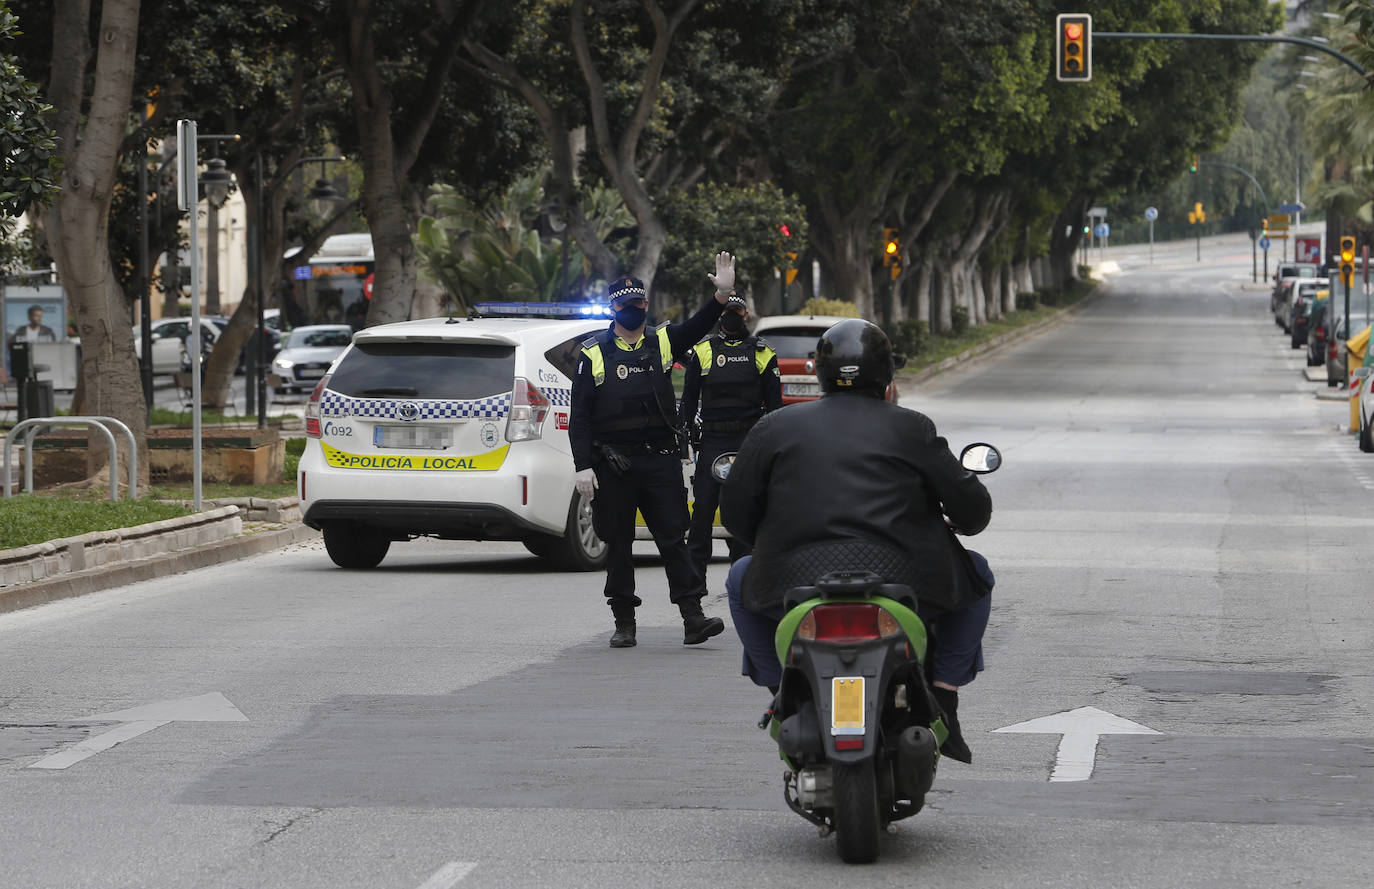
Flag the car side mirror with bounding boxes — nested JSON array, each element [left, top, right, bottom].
[[710, 452, 737, 482], [1354, 366, 1372, 380], [960, 443, 1002, 474], [893, 354, 908, 370], [149, 332, 161, 341]]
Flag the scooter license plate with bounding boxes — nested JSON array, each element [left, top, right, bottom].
[[831, 677, 865, 735]]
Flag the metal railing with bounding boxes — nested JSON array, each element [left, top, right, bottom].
[[2, 417, 138, 502]]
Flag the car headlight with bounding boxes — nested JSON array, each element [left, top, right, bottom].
[[273, 357, 294, 370]]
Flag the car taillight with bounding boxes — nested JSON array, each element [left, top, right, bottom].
[[1316, 326, 1326, 340], [1329, 342, 1338, 359], [505, 377, 551, 442], [305, 374, 330, 438], [796, 603, 903, 644]]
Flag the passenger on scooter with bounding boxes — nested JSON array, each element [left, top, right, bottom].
[[719, 318, 994, 763]]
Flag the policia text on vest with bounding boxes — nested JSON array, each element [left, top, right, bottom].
[[569, 275, 733, 649], [679, 332, 781, 577]]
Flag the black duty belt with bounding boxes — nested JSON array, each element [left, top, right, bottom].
[[701, 418, 758, 435], [595, 440, 679, 456]]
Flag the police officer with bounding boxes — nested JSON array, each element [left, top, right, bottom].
[[570, 254, 738, 649], [679, 295, 781, 581]]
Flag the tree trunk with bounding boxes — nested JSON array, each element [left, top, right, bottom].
[[44, 0, 147, 491]]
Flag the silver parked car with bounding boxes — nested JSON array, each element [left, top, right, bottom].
[[271, 324, 354, 394]]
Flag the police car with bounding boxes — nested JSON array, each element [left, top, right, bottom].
[[297, 302, 723, 570]]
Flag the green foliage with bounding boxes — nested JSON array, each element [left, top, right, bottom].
[[416, 173, 632, 311], [0, 496, 192, 550], [950, 305, 970, 336], [883, 319, 928, 358], [0, 3, 60, 220], [656, 181, 809, 303], [799, 297, 858, 317], [283, 436, 304, 481]]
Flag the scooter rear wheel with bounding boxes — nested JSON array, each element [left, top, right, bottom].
[[833, 760, 881, 864]]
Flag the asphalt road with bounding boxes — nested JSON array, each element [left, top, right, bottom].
[[4, 235, 1373, 888]]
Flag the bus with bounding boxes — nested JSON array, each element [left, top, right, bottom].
[[283, 233, 374, 330]]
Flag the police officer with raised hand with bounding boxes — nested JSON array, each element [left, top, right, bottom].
[[570, 253, 738, 649], [679, 295, 781, 581]]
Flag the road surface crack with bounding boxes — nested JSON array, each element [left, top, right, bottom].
[[260, 808, 321, 845]]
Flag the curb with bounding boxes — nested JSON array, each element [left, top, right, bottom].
[[0, 521, 319, 616], [899, 287, 1101, 388]]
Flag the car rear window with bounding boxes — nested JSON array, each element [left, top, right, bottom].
[[328, 342, 516, 400], [756, 326, 827, 359]]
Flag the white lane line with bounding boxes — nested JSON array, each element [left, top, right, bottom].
[[416, 861, 478, 889]]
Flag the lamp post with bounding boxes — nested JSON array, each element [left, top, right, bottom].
[[201, 155, 233, 314], [248, 155, 346, 428]]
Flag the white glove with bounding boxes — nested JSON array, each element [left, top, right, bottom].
[[575, 468, 598, 501], [708, 251, 736, 294]]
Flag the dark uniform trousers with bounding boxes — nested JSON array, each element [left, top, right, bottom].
[[592, 449, 706, 614], [688, 434, 751, 577]]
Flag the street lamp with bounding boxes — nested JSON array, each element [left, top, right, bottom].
[[201, 155, 234, 314], [307, 161, 346, 218]]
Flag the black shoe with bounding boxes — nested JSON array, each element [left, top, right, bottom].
[[932, 687, 973, 764], [682, 613, 724, 645], [609, 622, 637, 648]]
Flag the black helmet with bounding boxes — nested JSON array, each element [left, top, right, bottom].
[[816, 318, 893, 395]]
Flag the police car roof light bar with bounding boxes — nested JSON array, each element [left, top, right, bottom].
[[471, 301, 611, 319]]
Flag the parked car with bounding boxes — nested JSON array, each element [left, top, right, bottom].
[[1277, 278, 1326, 332], [1306, 298, 1334, 368], [1324, 314, 1349, 388], [133, 317, 223, 375], [1272, 263, 1320, 324], [271, 324, 354, 394], [750, 314, 900, 405], [1290, 289, 1326, 350]]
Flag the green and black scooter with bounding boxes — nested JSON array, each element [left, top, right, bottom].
[[712, 443, 1001, 864]]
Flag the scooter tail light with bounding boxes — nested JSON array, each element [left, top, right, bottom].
[[304, 374, 331, 438], [810, 603, 884, 643], [505, 377, 552, 442], [797, 611, 817, 641], [878, 610, 902, 638]]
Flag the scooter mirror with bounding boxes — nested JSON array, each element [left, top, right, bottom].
[[711, 452, 737, 482], [959, 443, 1002, 474]]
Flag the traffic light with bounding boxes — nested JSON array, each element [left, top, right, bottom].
[[1194, 202, 1206, 224], [1190, 154, 1199, 174], [882, 228, 900, 268], [1056, 14, 1092, 82], [1340, 236, 1356, 289], [1261, 217, 1268, 234]]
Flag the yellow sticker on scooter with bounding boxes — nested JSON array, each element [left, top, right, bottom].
[[832, 677, 865, 734]]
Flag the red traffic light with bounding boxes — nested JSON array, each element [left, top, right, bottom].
[[1064, 22, 1082, 40], [778, 224, 791, 238]]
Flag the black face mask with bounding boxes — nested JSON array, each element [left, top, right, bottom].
[[720, 313, 748, 338], [614, 304, 647, 330]]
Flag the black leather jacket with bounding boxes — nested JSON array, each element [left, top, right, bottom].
[[719, 391, 992, 611]]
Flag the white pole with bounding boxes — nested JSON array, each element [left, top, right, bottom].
[[177, 119, 203, 512]]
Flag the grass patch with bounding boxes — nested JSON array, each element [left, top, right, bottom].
[[0, 495, 193, 550], [145, 482, 297, 501], [149, 406, 296, 428]]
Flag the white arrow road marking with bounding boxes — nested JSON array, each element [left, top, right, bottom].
[[27, 692, 248, 770], [416, 862, 478, 889], [993, 705, 1161, 782]]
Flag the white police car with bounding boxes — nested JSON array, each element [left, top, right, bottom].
[[297, 302, 726, 570]]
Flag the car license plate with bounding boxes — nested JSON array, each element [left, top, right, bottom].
[[373, 425, 452, 450], [831, 677, 864, 735], [784, 382, 821, 397], [297, 368, 325, 379]]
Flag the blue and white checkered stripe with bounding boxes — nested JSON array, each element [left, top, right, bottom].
[[545, 387, 572, 407], [320, 390, 512, 421]]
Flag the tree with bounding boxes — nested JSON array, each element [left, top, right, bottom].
[[41, 0, 147, 488], [0, 3, 59, 224]]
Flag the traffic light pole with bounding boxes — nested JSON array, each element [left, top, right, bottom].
[[1095, 32, 1366, 77]]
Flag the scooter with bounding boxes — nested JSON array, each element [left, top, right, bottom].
[[712, 442, 1002, 863]]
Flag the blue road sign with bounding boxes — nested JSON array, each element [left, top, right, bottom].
[[1259, 237, 1271, 251], [293, 266, 312, 280], [1278, 202, 1305, 214], [1094, 223, 1110, 238], [1144, 207, 1158, 222]]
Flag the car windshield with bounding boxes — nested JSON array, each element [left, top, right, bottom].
[[756, 326, 827, 359], [286, 329, 352, 349], [328, 342, 516, 400]]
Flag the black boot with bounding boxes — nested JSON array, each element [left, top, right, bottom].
[[932, 686, 972, 764], [609, 603, 636, 648], [679, 595, 724, 645]]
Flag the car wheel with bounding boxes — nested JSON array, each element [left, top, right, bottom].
[[323, 522, 391, 569], [527, 491, 608, 571], [1360, 416, 1373, 454]]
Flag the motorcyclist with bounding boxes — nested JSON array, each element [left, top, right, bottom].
[[718, 318, 994, 763]]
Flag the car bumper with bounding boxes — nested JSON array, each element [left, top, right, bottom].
[[297, 440, 574, 538]]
